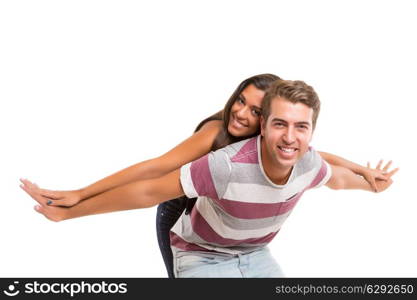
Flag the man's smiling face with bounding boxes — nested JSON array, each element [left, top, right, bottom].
[[261, 96, 314, 172]]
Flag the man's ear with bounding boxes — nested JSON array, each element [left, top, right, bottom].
[[260, 115, 266, 137]]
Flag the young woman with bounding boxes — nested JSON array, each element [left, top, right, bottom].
[[20, 74, 387, 277]]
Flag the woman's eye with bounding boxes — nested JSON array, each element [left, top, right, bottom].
[[237, 97, 244, 104], [252, 109, 261, 116]]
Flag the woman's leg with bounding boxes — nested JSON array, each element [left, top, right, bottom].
[[156, 197, 186, 278]]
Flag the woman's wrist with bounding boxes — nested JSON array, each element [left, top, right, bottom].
[[78, 188, 88, 201], [63, 206, 77, 221], [354, 165, 368, 177]]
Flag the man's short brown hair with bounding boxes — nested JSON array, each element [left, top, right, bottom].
[[261, 79, 321, 129]]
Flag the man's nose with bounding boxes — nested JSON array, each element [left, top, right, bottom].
[[283, 127, 295, 144]]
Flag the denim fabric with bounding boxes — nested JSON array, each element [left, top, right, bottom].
[[174, 247, 284, 278], [156, 197, 187, 278]]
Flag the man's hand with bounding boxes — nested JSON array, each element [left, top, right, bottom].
[[368, 160, 399, 193]]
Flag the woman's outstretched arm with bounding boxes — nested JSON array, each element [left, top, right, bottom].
[[21, 120, 222, 207], [318, 151, 389, 192], [20, 170, 184, 222]]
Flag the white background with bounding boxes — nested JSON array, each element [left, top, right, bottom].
[[1, 0, 415, 277]]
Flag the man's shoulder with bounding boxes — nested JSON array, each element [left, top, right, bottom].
[[219, 136, 259, 161], [296, 146, 322, 171], [293, 146, 331, 189]]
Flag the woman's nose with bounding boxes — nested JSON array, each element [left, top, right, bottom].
[[236, 106, 248, 119]]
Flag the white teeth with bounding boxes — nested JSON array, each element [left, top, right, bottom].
[[279, 147, 296, 153], [234, 118, 247, 128]]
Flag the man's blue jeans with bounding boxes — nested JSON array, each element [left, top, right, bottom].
[[173, 247, 284, 278]]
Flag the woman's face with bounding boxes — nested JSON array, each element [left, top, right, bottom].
[[227, 84, 265, 137]]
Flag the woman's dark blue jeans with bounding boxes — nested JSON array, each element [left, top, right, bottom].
[[156, 197, 187, 278]]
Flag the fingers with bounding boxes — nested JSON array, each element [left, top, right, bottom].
[[45, 197, 73, 207], [20, 182, 49, 206], [45, 199, 62, 206], [34, 204, 45, 214], [367, 160, 398, 176], [375, 174, 388, 181], [20, 178, 60, 199], [365, 163, 387, 182], [39, 189, 61, 200], [20, 178, 35, 187], [20, 181, 72, 207], [34, 205, 53, 221], [387, 167, 399, 178], [382, 160, 392, 172], [369, 177, 378, 193], [20, 178, 63, 205], [34, 204, 63, 222], [376, 171, 388, 180], [20, 178, 38, 190]]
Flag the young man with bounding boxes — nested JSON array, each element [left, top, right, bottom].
[[21, 80, 397, 277]]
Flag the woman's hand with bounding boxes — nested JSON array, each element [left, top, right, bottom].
[[20, 179, 70, 222], [356, 160, 388, 192], [365, 160, 399, 193], [19, 178, 82, 207], [34, 204, 69, 222]]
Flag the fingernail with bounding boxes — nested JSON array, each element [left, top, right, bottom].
[[47, 200, 53, 205]]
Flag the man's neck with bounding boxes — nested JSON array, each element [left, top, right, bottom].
[[260, 138, 293, 185]]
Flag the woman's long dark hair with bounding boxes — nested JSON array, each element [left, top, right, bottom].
[[194, 73, 281, 151]]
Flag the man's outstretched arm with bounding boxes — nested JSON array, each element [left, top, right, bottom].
[[20, 169, 184, 222], [325, 161, 398, 192]]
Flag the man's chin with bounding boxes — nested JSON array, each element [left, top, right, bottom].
[[277, 151, 303, 166], [276, 158, 297, 170]]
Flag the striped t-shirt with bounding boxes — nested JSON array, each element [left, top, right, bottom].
[[170, 135, 331, 256]]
